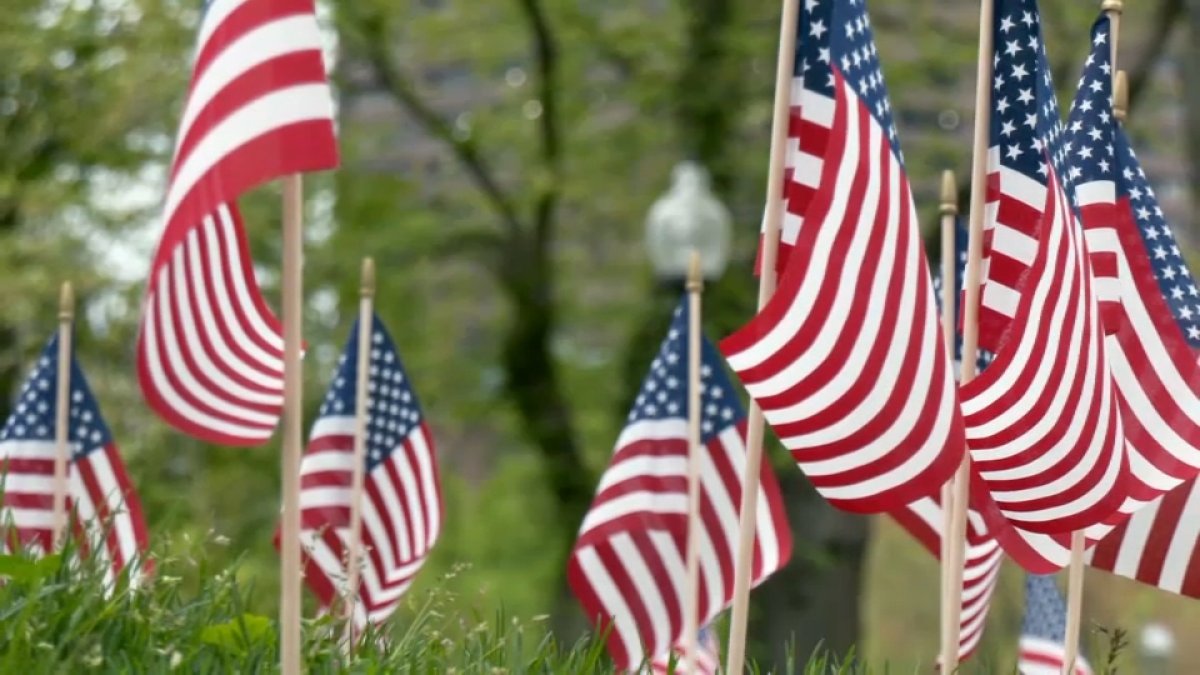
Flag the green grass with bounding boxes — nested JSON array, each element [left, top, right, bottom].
[[0, 533, 1130, 674]]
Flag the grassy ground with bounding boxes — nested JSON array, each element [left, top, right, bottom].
[[4, 523, 1195, 672]]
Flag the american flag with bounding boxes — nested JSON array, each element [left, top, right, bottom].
[[1017, 574, 1093, 675], [568, 298, 792, 671], [956, 0, 1128, 535], [722, 0, 965, 514], [648, 623, 721, 675], [889, 496, 1003, 662], [932, 216, 995, 377], [136, 0, 339, 446], [757, 0, 834, 275], [974, 12, 1200, 576], [0, 333, 149, 586], [289, 314, 441, 629], [890, 234, 1000, 662]]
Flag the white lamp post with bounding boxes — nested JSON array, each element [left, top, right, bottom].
[[645, 161, 732, 283], [1140, 622, 1174, 675]]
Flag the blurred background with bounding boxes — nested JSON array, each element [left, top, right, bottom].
[[2, 0, 1199, 671]]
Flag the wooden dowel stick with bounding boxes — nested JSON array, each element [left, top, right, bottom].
[[1061, 531, 1086, 674], [937, 171, 959, 668], [342, 258, 376, 653], [280, 174, 305, 675], [724, 0, 799, 671], [683, 251, 704, 675], [943, 0, 997, 669], [51, 282, 74, 550]]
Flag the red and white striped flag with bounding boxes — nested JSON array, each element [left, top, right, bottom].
[[136, 0, 339, 446], [281, 314, 441, 629], [756, 0, 834, 276], [724, 0, 965, 514], [568, 299, 791, 670], [0, 333, 150, 587], [648, 623, 721, 675], [890, 496, 1003, 663], [956, 0, 1130, 536]]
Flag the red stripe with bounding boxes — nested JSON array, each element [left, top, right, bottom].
[[187, 0, 321, 99]]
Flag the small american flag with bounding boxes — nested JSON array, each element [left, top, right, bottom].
[[136, 0, 339, 446], [757, 0, 834, 275], [568, 297, 791, 671], [957, 0, 1128, 535], [893, 249, 999, 663], [1017, 574, 1093, 675], [0, 333, 149, 586], [648, 623, 721, 675], [889, 496, 1003, 663], [723, 0, 965, 514], [287, 314, 441, 629], [976, 11, 1200, 577]]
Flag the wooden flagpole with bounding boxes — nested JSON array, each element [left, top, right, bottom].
[[280, 174, 305, 675], [342, 258, 376, 652], [943, 0, 997, 670], [683, 250, 705, 675], [937, 171, 959, 668], [724, 0, 799, 670], [51, 281, 74, 550], [1063, 14, 1126, 674]]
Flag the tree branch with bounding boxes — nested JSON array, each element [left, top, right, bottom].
[[515, 0, 562, 249], [338, 7, 525, 241]]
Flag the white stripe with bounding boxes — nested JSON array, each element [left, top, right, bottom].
[[84, 450, 139, 570], [164, 253, 277, 423], [1110, 494, 1159, 580], [579, 492, 689, 535], [1075, 180, 1115, 207], [141, 275, 273, 440], [178, 228, 283, 403], [614, 418, 688, 452], [200, 211, 285, 372], [192, 0, 254, 63], [613, 533, 671, 660], [408, 428, 442, 544], [368, 463, 414, 562], [213, 206, 285, 352], [300, 448, 354, 475], [177, 16, 325, 156], [300, 486, 350, 509], [163, 84, 334, 230], [599, 455, 688, 495], [1157, 480, 1200, 592], [989, 222, 1039, 266], [385, 440, 428, 554], [575, 545, 644, 666], [0, 439, 58, 461]]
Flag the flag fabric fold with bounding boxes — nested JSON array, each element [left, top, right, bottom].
[[136, 0, 339, 446], [722, 0, 966, 514], [957, 0, 1129, 535]]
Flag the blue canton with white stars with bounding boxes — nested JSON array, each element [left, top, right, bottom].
[[1115, 133, 1200, 346], [627, 298, 744, 442], [1021, 574, 1069, 642], [795, 0, 833, 94], [991, 0, 1072, 190], [0, 333, 112, 459], [317, 314, 424, 471], [1064, 16, 1115, 193], [932, 217, 996, 376], [1065, 15, 1200, 347], [828, 0, 901, 154]]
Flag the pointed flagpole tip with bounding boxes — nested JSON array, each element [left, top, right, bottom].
[[939, 170, 958, 216], [686, 250, 703, 293], [1114, 70, 1129, 123], [58, 282, 74, 321], [1101, 0, 1123, 14], [360, 258, 376, 298]]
